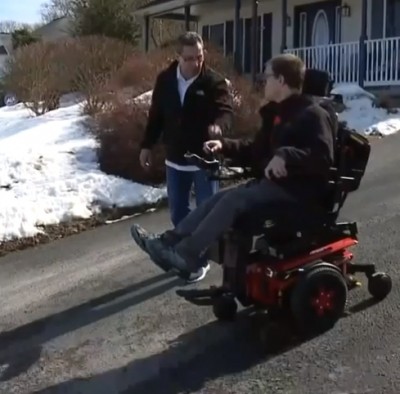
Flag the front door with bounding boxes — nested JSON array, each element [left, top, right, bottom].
[[294, 0, 341, 48], [312, 10, 330, 46]]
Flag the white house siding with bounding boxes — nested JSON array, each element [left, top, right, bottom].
[[194, 0, 365, 57]]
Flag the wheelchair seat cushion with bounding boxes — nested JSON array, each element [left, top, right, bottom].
[[233, 199, 329, 238]]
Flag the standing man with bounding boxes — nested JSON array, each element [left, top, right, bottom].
[[137, 31, 233, 282]]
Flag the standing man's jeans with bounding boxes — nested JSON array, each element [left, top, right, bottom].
[[166, 166, 219, 267]]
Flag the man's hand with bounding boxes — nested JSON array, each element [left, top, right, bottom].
[[139, 148, 152, 170], [265, 155, 287, 179], [208, 124, 222, 138], [203, 140, 223, 154]]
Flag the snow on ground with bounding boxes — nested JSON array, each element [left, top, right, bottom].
[[0, 101, 166, 242], [332, 84, 400, 136]]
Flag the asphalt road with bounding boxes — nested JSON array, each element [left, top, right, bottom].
[[1, 133, 400, 394]]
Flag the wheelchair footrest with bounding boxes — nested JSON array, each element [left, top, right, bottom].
[[176, 286, 225, 305]]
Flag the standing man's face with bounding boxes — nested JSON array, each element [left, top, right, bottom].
[[178, 43, 204, 79]]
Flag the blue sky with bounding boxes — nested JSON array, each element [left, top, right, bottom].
[[0, 0, 43, 24]]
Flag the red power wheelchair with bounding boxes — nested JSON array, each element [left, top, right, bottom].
[[176, 88, 392, 348]]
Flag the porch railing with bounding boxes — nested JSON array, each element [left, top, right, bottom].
[[285, 37, 400, 88], [365, 37, 400, 86], [285, 42, 359, 84]]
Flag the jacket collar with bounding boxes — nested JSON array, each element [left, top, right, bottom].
[[166, 59, 208, 81]]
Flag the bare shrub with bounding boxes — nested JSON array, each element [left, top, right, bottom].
[[94, 102, 166, 185], [4, 41, 63, 115], [110, 46, 176, 101], [57, 35, 133, 115]]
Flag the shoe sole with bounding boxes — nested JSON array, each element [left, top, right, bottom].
[[130, 225, 171, 273], [130, 225, 147, 252]]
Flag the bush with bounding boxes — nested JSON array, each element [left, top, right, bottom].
[[94, 45, 262, 185], [11, 28, 40, 49], [4, 41, 62, 115], [3, 35, 133, 116], [110, 46, 176, 100], [58, 36, 133, 115], [94, 102, 166, 185], [70, 0, 140, 45]]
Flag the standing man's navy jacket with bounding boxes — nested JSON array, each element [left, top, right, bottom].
[[141, 60, 233, 165]]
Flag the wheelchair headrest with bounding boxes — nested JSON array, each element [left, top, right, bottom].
[[303, 69, 334, 97]]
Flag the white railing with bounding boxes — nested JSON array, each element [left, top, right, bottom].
[[365, 37, 400, 86], [285, 42, 360, 84], [285, 37, 400, 87]]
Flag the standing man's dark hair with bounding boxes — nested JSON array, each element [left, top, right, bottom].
[[176, 31, 204, 52], [135, 31, 233, 283]]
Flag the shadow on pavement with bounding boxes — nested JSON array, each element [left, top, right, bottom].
[[33, 297, 380, 394], [0, 271, 180, 382]]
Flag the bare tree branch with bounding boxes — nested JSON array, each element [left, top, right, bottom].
[[0, 20, 38, 33], [40, 0, 72, 23]]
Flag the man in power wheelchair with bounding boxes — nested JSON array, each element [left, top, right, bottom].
[[131, 54, 392, 337]]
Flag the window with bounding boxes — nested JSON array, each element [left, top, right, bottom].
[[262, 13, 273, 71], [244, 18, 252, 73], [386, 0, 400, 37], [335, 6, 342, 42], [225, 20, 234, 55], [209, 23, 225, 49], [299, 12, 307, 47], [202, 25, 210, 42]]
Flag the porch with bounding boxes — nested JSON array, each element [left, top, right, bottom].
[[285, 36, 400, 87], [135, 0, 400, 88], [134, 0, 290, 83]]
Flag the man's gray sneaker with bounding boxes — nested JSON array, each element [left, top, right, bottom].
[[186, 263, 211, 284]]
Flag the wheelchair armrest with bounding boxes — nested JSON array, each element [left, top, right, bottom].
[[184, 152, 220, 172]]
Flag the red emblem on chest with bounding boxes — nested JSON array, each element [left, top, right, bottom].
[[273, 115, 281, 126]]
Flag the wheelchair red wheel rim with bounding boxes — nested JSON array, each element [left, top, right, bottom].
[[311, 287, 336, 316]]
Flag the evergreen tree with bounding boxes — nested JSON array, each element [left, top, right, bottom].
[[70, 0, 140, 45], [11, 28, 40, 49]]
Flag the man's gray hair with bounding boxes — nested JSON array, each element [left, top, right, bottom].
[[177, 31, 204, 53]]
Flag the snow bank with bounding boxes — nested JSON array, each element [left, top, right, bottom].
[[333, 84, 400, 136], [0, 101, 166, 242]]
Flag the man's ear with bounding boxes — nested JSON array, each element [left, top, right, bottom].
[[278, 75, 285, 85]]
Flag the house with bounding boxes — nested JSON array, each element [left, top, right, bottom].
[[34, 16, 72, 42], [0, 33, 12, 77], [134, 0, 399, 91]]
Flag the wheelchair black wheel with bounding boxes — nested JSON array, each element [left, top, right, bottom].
[[368, 272, 392, 300], [290, 266, 348, 336], [213, 295, 238, 321]]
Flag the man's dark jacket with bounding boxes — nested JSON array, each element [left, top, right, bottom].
[[222, 94, 337, 200], [141, 60, 233, 165]]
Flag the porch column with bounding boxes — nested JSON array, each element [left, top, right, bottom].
[[281, 0, 287, 53], [251, 0, 259, 83], [358, 0, 368, 87], [184, 5, 191, 31], [143, 15, 150, 52], [234, 0, 242, 73]]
